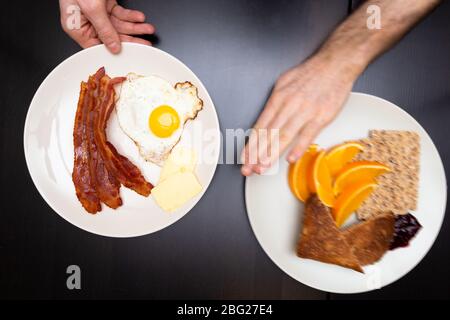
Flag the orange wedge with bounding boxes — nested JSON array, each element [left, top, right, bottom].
[[325, 142, 364, 177], [332, 181, 377, 227], [288, 145, 318, 202], [333, 161, 390, 195], [306, 151, 320, 193], [309, 150, 335, 207]]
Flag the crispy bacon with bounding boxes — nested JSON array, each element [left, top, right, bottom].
[[72, 80, 101, 214], [87, 69, 122, 209], [73, 67, 152, 214], [94, 74, 153, 196]]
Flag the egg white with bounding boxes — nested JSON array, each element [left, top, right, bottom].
[[115, 73, 202, 166]]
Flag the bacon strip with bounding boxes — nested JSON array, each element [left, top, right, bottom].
[[87, 69, 122, 209], [73, 67, 152, 214], [72, 80, 101, 213], [94, 74, 153, 197]]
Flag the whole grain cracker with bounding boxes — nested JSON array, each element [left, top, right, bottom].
[[355, 130, 420, 220]]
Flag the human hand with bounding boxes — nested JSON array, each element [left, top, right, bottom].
[[240, 54, 359, 176], [59, 0, 155, 53]]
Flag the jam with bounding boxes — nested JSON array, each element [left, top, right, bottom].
[[390, 213, 422, 250]]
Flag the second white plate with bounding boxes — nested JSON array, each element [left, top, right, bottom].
[[245, 92, 446, 293]]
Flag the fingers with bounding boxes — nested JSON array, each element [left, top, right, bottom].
[[257, 106, 309, 172], [63, 25, 101, 49], [80, 37, 102, 48], [111, 16, 155, 35], [287, 120, 323, 163], [242, 94, 281, 169], [119, 34, 152, 46], [78, 0, 121, 53], [254, 91, 284, 129], [240, 132, 256, 176], [240, 93, 284, 176], [255, 96, 302, 164], [112, 4, 146, 22]]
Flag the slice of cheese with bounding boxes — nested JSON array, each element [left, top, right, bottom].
[[159, 147, 197, 183], [151, 171, 202, 212]]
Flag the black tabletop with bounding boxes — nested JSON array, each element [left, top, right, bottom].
[[0, 0, 449, 299]]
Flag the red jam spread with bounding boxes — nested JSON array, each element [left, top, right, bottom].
[[390, 213, 422, 250]]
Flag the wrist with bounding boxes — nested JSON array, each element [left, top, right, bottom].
[[312, 45, 367, 83]]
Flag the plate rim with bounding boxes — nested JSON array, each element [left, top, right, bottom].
[[23, 43, 221, 238], [245, 91, 447, 294]]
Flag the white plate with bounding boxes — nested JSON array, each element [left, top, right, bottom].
[[24, 43, 220, 237], [245, 92, 447, 293]]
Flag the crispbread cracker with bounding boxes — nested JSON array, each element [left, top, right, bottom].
[[355, 130, 420, 220]]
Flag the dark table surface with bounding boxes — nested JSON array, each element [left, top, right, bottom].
[[0, 0, 449, 299]]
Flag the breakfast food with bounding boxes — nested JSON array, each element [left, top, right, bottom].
[[152, 172, 202, 212], [342, 213, 395, 265], [326, 142, 364, 177], [333, 161, 390, 195], [72, 67, 205, 214], [151, 146, 202, 212], [332, 180, 378, 227], [115, 73, 203, 166], [390, 213, 422, 249], [289, 140, 385, 226], [290, 130, 422, 272], [309, 150, 336, 207], [297, 196, 397, 271], [158, 146, 197, 183], [288, 144, 318, 202], [72, 67, 152, 214], [297, 196, 363, 273], [356, 130, 420, 219]]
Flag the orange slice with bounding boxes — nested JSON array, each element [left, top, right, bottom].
[[310, 150, 335, 207], [325, 142, 364, 177], [288, 145, 318, 202], [306, 151, 320, 193], [333, 161, 390, 195], [332, 181, 377, 227]]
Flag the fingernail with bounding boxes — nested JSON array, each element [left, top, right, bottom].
[[287, 154, 298, 163], [254, 165, 265, 175], [109, 42, 121, 53], [241, 166, 252, 176]]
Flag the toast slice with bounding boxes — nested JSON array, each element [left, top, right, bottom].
[[342, 213, 395, 265], [297, 196, 363, 273], [356, 130, 420, 219]]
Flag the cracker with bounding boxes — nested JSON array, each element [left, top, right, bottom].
[[355, 130, 420, 220]]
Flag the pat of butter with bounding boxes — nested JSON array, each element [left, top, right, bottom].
[[159, 147, 197, 183], [151, 171, 202, 212]]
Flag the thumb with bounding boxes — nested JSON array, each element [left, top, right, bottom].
[[79, 1, 121, 53]]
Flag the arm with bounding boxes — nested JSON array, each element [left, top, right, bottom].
[[319, 0, 441, 78], [241, 0, 441, 176]]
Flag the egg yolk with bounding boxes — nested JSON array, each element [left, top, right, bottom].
[[149, 105, 180, 138]]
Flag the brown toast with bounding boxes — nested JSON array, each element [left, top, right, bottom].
[[297, 196, 363, 273], [342, 213, 395, 265]]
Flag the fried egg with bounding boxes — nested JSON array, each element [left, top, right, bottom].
[[115, 73, 203, 166]]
